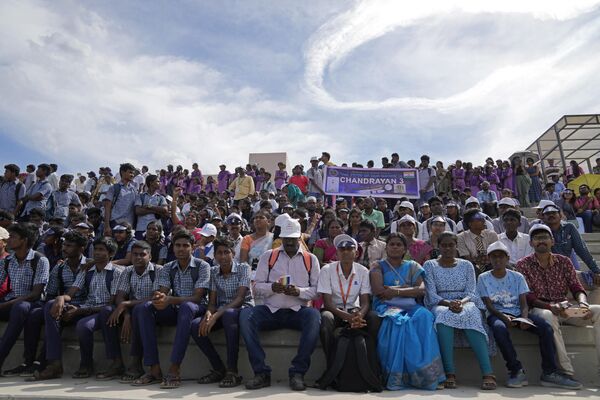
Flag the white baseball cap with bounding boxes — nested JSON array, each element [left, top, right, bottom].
[[486, 241, 510, 257], [280, 218, 301, 238], [399, 201, 414, 211], [0, 227, 8, 240], [533, 200, 556, 210], [333, 234, 357, 249], [199, 223, 217, 237], [398, 215, 416, 226], [466, 196, 480, 205], [274, 213, 292, 228], [497, 197, 516, 207], [528, 223, 553, 237]]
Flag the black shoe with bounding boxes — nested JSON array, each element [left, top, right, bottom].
[[19, 362, 41, 378], [245, 373, 271, 390], [289, 373, 306, 391], [2, 364, 29, 377]]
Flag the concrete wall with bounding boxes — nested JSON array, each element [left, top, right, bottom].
[[249, 152, 288, 177]]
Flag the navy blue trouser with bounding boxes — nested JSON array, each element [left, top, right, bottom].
[[239, 305, 320, 376], [0, 301, 41, 365], [133, 301, 204, 366], [190, 308, 241, 371], [487, 314, 557, 375]]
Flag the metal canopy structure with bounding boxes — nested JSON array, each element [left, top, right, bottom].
[[525, 114, 600, 177]]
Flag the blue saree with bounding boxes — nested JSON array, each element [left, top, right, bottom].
[[374, 260, 446, 390]]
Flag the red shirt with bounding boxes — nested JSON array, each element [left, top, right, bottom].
[[289, 175, 309, 194], [574, 195, 600, 211], [516, 253, 585, 304]]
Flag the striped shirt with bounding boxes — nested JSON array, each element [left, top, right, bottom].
[[158, 257, 210, 301], [45, 255, 88, 305], [209, 262, 254, 308], [117, 263, 162, 300], [73, 263, 121, 308], [0, 249, 49, 300]]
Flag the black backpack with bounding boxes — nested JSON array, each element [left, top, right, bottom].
[[318, 328, 383, 393]]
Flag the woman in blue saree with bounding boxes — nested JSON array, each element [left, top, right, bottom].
[[370, 233, 445, 390]]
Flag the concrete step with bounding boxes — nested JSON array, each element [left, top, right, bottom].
[[1, 323, 598, 385], [582, 233, 600, 242]]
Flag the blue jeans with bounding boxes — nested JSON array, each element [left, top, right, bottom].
[[487, 314, 557, 375], [240, 305, 320, 376], [577, 209, 593, 233]]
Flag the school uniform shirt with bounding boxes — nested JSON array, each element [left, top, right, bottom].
[[73, 263, 121, 308], [209, 262, 254, 308], [0, 250, 50, 300], [317, 261, 371, 311], [105, 181, 137, 225], [477, 269, 529, 316], [48, 189, 81, 219], [46, 255, 88, 305], [498, 232, 533, 264], [158, 257, 210, 300], [0, 179, 26, 213], [117, 263, 162, 300], [23, 180, 53, 215], [134, 191, 167, 232], [253, 247, 320, 313]]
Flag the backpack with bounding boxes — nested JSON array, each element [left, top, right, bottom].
[[168, 259, 203, 292], [56, 258, 93, 295], [0, 252, 43, 298], [266, 248, 312, 284], [84, 267, 115, 294], [318, 328, 383, 393]]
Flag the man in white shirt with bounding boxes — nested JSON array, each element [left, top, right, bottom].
[[306, 157, 325, 202], [317, 234, 379, 368], [497, 209, 533, 264], [47, 164, 59, 191], [240, 219, 320, 391]]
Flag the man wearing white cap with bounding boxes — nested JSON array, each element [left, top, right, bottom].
[[420, 197, 457, 241], [516, 224, 600, 384], [317, 234, 377, 369], [456, 197, 494, 233], [240, 218, 320, 391], [529, 200, 557, 226], [478, 241, 581, 389], [306, 157, 325, 202], [492, 197, 529, 234]]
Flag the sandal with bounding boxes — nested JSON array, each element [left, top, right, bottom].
[[96, 364, 125, 381], [444, 374, 457, 389], [482, 375, 497, 390], [72, 366, 93, 379], [132, 372, 162, 386], [219, 371, 243, 388], [198, 369, 225, 384], [119, 369, 145, 384], [160, 373, 182, 389]]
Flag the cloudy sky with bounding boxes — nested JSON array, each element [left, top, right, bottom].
[[2, 0, 600, 175]]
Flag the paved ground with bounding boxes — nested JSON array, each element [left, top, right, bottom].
[[0, 377, 598, 400]]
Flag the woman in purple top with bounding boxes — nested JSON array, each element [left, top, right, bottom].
[[274, 162, 288, 190], [188, 176, 203, 193], [499, 160, 514, 193], [484, 165, 500, 197], [254, 167, 265, 190], [452, 160, 466, 191], [469, 166, 484, 196], [205, 176, 216, 193], [217, 165, 230, 193], [159, 169, 169, 195]]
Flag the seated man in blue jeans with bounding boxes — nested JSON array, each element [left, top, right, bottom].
[[240, 219, 320, 391], [478, 241, 581, 389]]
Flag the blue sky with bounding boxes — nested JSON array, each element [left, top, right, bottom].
[[2, 0, 600, 174]]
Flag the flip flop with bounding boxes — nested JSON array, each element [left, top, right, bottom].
[[160, 373, 181, 389], [119, 370, 145, 384], [131, 373, 162, 386]]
